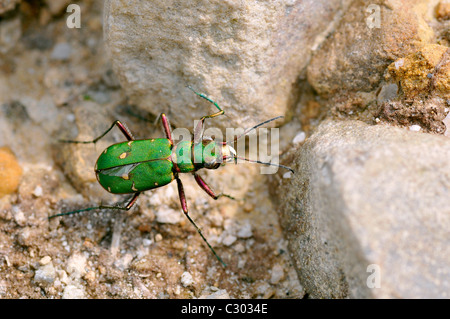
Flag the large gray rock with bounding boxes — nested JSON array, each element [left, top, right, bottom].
[[103, 0, 344, 130], [274, 120, 450, 298]]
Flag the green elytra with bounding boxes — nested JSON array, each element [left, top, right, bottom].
[[50, 87, 293, 266]]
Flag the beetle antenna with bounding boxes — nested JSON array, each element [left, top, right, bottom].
[[227, 116, 284, 145], [236, 156, 294, 174]]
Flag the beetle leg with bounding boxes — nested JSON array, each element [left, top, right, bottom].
[[160, 113, 173, 143], [187, 86, 225, 144], [48, 192, 140, 219], [193, 172, 235, 200], [59, 120, 134, 144], [176, 177, 226, 267]]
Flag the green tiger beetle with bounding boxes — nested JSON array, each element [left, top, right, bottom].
[[50, 86, 294, 266]]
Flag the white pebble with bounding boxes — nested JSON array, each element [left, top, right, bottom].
[[270, 263, 284, 284], [180, 271, 194, 287], [283, 171, 292, 179], [12, 206, 26, 226], [39, 256, 52, 266], [154, 233, 163, 242], [409, 125, 421, 132], [66, 253, 87, 279], [34, 263, 56, 285], [142, 238, 152, 246], [394, 58, 404, 69], [236, 220, 252, 238], [33, 185, 43, 197], [155, 206, 182, 224], [292, 131, 306, 144], [66, 113, 75, 122], [51, 42, 72, 61], [62, 284, 86, 299], [198, 289, 230, 299], [222, 234, 237, 246]]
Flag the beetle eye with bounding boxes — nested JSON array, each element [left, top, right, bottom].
[[204, 159, 220, 170], [206, 163, 220, 169]]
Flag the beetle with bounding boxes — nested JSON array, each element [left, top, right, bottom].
[[50, 87, 293, 266]]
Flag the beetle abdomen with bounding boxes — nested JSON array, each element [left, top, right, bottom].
[[95, 138, 174, 194], [96, 138, 172, 170], [96, 159, 174, 194]]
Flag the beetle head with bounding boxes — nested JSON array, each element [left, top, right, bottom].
[[201, 139, 236, 170]]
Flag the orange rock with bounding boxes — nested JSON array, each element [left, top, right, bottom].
[[388, 44, 450, 98], [435, 2, 450, 20], [0, 146, 22, 197]]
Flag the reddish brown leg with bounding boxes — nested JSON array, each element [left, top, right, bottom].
[[160, 113, 173, 143], [175, 177, 226, 266], [193, 172, 235, 200]]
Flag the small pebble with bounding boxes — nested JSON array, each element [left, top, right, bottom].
[[50, 42, 72, 61], [180, 271, 194, 287], [292, 131, 306, 144], [155, 207, 182, 224], [34, 263, 56, 285], [66, 253, 87, 279], [142, 238, 152, 246], [222, 234, 237, 246], [39, 256, 52, 266], [270, 263, 285, 284], [283, 171, 292, 179], [12, 206, 26, 226], [0, 147, 23, 197], [409, 125, 421, 132], [198, 289, 230, 299], [154, 233, 163, 242], [32, 185, 43, 197], [394, 58, 404, 69], [62, 284, 86, 299], [236, 220, 252, 238], [84, 271, 96, 283]]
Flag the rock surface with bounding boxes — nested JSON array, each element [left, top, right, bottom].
[[387, 44, 450, 98], [103, 0, 344, 130], [0, 0, 19, 15], [273, 120, 450, 298], [307, 0, 436, 97]]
